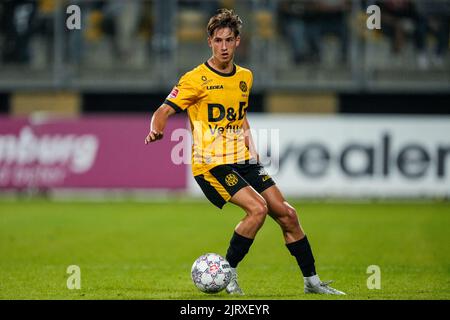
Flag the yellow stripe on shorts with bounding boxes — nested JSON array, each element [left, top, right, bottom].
[[203, 171, 231, 202]]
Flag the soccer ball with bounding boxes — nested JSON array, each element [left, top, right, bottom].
[[191, 253, 232, 293]]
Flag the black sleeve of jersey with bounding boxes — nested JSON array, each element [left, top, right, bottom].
[[164, 99, 183, 113]]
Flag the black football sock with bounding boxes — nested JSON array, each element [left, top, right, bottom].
[[286, 235, 317, 277], [226, 231, 254, 268]]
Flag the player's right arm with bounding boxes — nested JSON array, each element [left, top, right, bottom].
[[145, 70, 202, 144], [144, 104, 176, 144]]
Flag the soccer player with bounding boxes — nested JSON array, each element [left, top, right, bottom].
[[145, 9, 345, 295]]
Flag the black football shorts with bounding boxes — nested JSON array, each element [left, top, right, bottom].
[[194, 162, 276, 209]]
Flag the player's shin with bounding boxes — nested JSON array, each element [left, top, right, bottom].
[[225, 231, 252, 295], [225, 231, 254, 268], [286, 235, 317, 278]]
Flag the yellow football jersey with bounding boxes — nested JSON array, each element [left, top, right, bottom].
[[165, 62, 253, 176]]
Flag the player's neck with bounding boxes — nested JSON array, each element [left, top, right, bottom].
[[208, 57, 234, 74]]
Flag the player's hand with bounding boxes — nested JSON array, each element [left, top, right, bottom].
[[144, 130, 164, 144]]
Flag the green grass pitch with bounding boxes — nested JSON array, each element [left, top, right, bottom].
[[0, 199, 449, 300]]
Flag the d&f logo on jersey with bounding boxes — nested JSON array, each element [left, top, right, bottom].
[[225, 173, 239, 186]]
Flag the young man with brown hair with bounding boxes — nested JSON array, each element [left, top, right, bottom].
[[145, 8, 345, 296]]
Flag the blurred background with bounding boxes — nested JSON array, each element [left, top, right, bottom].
[[0, 0, 449, 199]]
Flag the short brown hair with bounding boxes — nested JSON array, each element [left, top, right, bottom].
[[207, 9, 242, 37]]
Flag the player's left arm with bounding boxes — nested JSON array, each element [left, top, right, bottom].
[[242, 117, 260, 163]]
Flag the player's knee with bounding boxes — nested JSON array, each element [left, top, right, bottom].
[[248, 200, 268, 224], [282, 204, 299, 227]]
